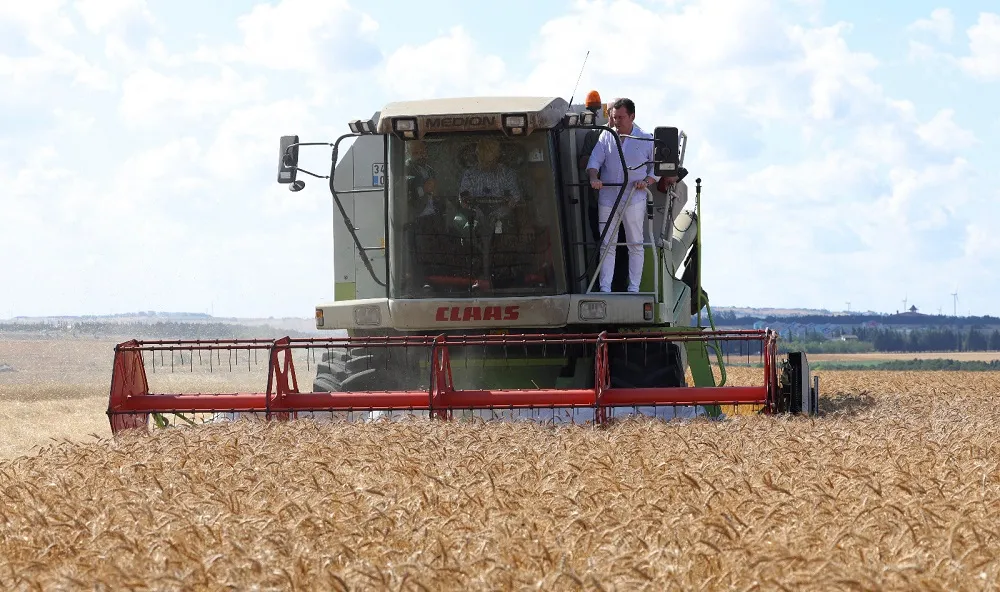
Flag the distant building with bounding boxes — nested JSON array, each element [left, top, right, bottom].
[[840, 334, 859, 341], [899, 305, 924, 317]]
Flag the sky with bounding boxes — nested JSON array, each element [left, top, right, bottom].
[[2, 0, 999, 319]]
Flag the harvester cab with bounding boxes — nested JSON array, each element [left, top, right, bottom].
[[279, 97, 699, 328], [105, 94, 817, 434]]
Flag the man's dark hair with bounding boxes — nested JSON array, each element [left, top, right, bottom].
[[612, 97, 635, 116]]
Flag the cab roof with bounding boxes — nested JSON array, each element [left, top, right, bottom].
[[376, 96, 569, 136]]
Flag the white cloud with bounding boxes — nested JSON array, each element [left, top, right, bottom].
[[520, 0, 803, 105], [189, 0, 380, 73], [909, 12, 1000, 81], [883, 157, 972, 222], [0, 51, 110, 93], [382, 26, 507, 98], [74, 0, 153, 34], [0, 1, 77, 38], [958, 12, 1000, 80], [0, 1, 114, 100], [787, 22, 882, 122], [119, 136, 202, 187], [915, 109, 978, 152], [118, 66, 267, 125], [964, 222, 1000, 262], [907, 40, 939, 63], [52, 107, 97, 132], [907, 8, 955, 43], [8, 146, 73, 206]]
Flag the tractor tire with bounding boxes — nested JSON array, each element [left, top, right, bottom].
[[312, 347, 414, 392], [311, 344, 425, 421]]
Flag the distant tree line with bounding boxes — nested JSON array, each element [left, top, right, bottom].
[[851, 326, 1000, 352], [705, 325, 1000, 356], [714, 337, 874, 357]]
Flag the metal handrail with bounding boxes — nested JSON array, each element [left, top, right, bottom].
[[585, 186, 659, 295]]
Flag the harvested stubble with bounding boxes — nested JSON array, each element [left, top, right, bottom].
[[2, 371, 1000, 590]]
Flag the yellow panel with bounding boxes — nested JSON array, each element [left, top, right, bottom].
[[334, 282, 357, 301]]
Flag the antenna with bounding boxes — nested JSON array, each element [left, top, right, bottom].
[[567, 50, 590, 107], [845, 301, 851, 313], [902, 295, 908, 312]]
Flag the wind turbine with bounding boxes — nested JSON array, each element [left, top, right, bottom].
[[951, 290, 959, 317], [902, 295, 908, 312], [845, 301, 851, 313]]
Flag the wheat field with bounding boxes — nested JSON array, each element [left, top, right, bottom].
[[2, 338, 1000, 590]]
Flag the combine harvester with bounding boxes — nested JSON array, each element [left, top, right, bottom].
[[107, 93, 818, 434]]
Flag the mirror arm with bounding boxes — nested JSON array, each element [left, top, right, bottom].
[[291, 167, 328, 180]]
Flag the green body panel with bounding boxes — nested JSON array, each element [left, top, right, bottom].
[[335, 282, 357, 301], [683, 336, 724, 419], [684, 340, 716, 387], [638, 245, 657, 293], [555, 357, 594, 389]]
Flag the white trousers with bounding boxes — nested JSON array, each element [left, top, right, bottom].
[[598, 201, 645, 292]]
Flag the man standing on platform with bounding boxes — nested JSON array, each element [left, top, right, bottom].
[[585, 97, 657, 293]]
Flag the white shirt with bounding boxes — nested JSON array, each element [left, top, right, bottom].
[[586, 123, 654, 207], [458, 164, 521, 201]]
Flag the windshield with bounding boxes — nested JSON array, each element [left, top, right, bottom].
[[388, 131, 566, 298]]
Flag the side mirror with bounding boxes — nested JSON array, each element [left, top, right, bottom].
[[277, 135, 299, 184], [653, 127, 679, 176]]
